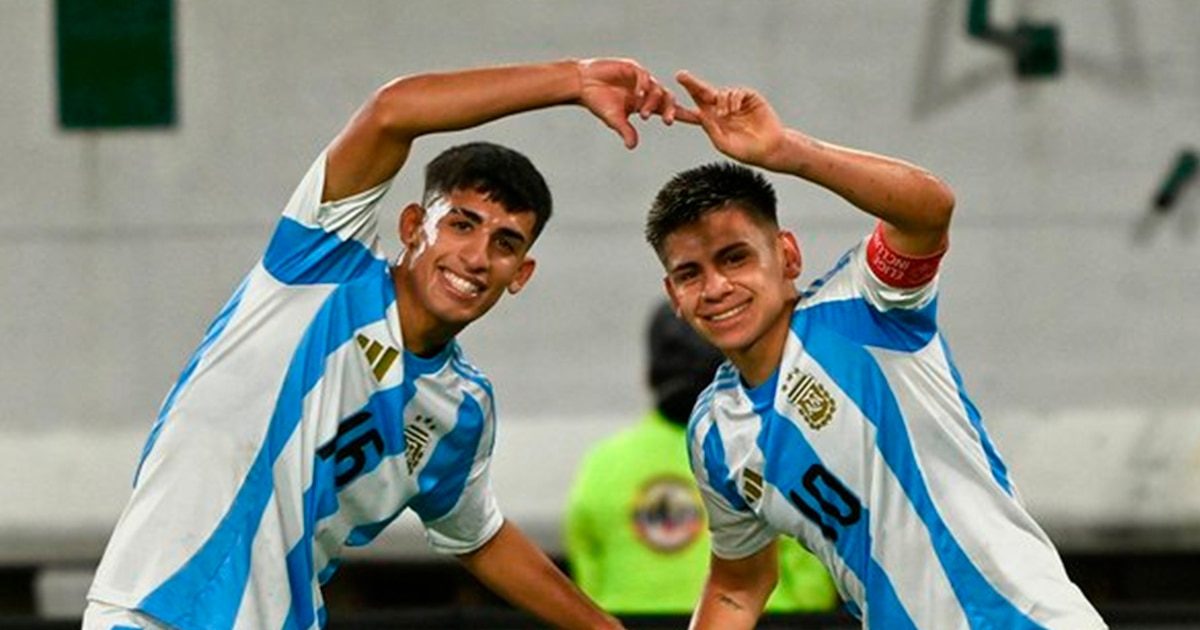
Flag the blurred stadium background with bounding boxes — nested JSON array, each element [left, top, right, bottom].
[[0, 0, 1197, 627]]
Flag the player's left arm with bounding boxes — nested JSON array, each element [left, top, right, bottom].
[[673, 70, 954, 258], [769, 132, 954, 258], [457, 520, 625, 630]]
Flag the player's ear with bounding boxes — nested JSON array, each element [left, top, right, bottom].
[[398, 203, 426, 248], [780, 230, 802, 280], [506, 257, 537, 294]]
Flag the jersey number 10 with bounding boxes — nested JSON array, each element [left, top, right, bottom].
[[787, 464, 863, 543]]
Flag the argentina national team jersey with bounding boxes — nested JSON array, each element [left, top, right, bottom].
[[87, 153, 504, 630], [688, 231, 1106, 629]]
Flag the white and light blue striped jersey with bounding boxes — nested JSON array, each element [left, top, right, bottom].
[[689, 227, 1105, 629], [87, 153, 504, 630]]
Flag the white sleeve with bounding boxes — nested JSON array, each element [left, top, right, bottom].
[[855, 223, 944, 312], [422, 460, 505, 555], [690, 418, 777, 560], [421, 391, 504, 555], [262, 152, 393, 284], [280, 151, 393, 250], [701, 478, 777, 560]]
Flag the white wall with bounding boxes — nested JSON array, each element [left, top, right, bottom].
[[1, 0, 1198, 564]]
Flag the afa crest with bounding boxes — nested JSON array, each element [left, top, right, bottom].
[[782, 368, 837, 430]]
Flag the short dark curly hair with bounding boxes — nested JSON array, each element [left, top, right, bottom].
[[424, 141, 553, 242], [644, 161, 778, 258]]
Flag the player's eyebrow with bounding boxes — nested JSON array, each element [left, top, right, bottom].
[[667, 259, 699, 276], [448, 206, 530, 247], [668, 240, 751, 274]]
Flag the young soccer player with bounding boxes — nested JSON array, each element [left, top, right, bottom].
[[644, 70, 1107, 629], [83, 58, 679, 630]]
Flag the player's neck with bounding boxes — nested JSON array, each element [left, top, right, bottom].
[[392, 268, 463, 358], [729, 297, 796, 388]]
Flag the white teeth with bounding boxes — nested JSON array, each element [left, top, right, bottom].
[[443, 270, 481, 296], [709, 304, 748, 322]]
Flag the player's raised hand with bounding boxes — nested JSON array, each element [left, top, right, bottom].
[[577, 58, 678, 149], [674, 70, 788, 169]]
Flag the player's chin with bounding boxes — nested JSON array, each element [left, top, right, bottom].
[[702, 323, 756, 356], [436, 293, 502, 327]]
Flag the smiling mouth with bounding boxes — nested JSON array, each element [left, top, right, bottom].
[[706, 302, 749, 323], [441, 269, 483, 297]]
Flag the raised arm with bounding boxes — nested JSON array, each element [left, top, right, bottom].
[[689, 542, 780, 630], [673, 70, 954, 256], [457, 520, 624, 630], [323, 58, 678, 202]]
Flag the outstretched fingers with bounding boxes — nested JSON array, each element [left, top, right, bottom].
[[676, 70, 721, 107], [672, 70, 717, 125]]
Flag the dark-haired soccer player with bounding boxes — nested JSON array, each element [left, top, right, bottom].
[[645, 70, 1105, 629], [84, 58, 679, 630]]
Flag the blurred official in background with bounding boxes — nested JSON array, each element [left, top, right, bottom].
[[565, 300, 838, 615]]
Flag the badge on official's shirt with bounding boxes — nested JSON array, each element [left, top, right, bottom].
[[631, 475, 704, 552]]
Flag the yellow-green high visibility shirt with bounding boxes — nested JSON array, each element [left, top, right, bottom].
[[565, 412, 838, 614]]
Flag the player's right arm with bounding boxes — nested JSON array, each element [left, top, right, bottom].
[[322, 58, 679, 202], [689, 542, 779, 630]]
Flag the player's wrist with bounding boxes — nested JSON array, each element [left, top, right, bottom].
[[560, 58, 586, 104]]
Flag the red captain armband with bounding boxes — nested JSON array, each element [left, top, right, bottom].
[[865, 223, 947, 289]]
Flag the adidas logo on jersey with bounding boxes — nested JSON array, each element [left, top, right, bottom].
[[782, 368, 837, 430], [356, 334, 399, 381], [404, 414, 437, 474]]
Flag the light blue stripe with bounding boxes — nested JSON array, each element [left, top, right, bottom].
[[345, 516, 397, 547], [263, 217, 386, 285], [317, 559, 340, 585], [408, 393, 486, 521], [748, 371, 915, 627], [450, 352, 492, 400], [941, 337, 1012, 495], [451, 354, 497, 456], [692, 366, 744, 509], [803, 296, 939, 353], [333, 389, 410, 548], [139, 272, 393, 630], [699, 421, 748, 511], [283, 520, 315, 630], [323, 344, 462, 531], [685, 380, 714, 477], [794, 309, 1045, 629], [134, 275, 250, 487]]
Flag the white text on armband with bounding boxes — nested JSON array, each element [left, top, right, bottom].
[[866, 223, 945, 289]]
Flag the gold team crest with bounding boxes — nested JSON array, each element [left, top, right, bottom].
[[782, 368, 837, 430], [404, 414, 437, 474]]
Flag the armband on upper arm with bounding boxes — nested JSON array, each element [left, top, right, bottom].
[[865, 223, 946, 289]]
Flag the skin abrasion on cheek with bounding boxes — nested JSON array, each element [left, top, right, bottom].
[[405, 195, 453, 267]]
